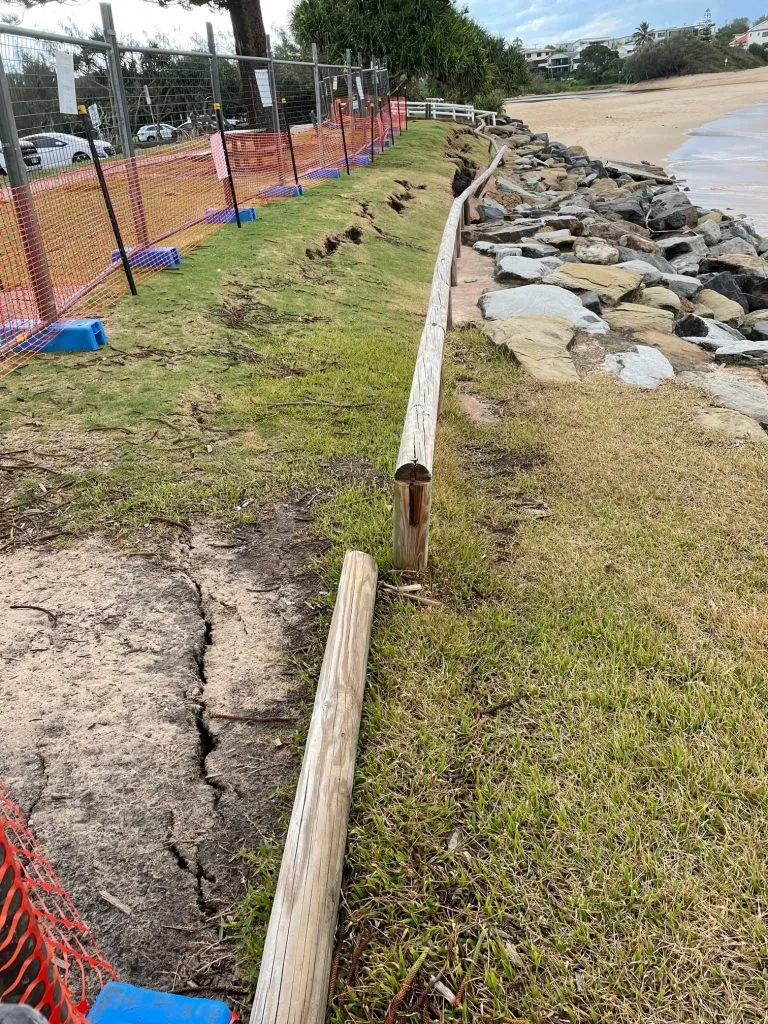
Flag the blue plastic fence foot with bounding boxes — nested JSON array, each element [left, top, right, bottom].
[[1, 318, 107, 354], [262, 184, 304, 198], [204, 206, 258, 224], [306, 166, 342, 180], [88, 981, 233, 1024], [111, 246, 182, 270], [383, 139, 393, 148], [352, 155, 370, 166]]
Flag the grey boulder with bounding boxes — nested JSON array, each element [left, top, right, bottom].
[[615, 260, 663, 285], [479, 284, 609, 333], [647, 190, 698, 231], [603, 345, 675, 389], [478, 196, 507, 222], [616, 247, 676, 275], [714, 341, 768, 366], [661, 274, 704, 299], [697, 271, 749, 313], [708, 237, 759, 257], [495, 254, 562, 283], [657, 234, 708, 259]]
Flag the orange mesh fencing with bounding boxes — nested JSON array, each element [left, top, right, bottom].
[[0, 783, 115, 1021], [0, 39, 401, 380]]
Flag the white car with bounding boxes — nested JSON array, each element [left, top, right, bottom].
[[0, 139, 42, 175], [137, 123, 177, 142], [21, 132, 114, 169]]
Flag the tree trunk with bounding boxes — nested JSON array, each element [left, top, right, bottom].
[[228, 0, 270, 127]]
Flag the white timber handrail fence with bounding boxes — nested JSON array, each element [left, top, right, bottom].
[[249, 550, 378, 1024], [392, 143, 508, 570], [407, 100, 498, 126]]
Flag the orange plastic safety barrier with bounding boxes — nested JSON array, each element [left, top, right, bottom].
[[0, 784, 115, 1021]]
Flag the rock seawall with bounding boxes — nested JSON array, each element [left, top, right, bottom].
[[462, 117, 768, 437]]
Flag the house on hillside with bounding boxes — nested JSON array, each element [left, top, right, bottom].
[[747, 18, 768, 44], [730, 32, 749, 47]]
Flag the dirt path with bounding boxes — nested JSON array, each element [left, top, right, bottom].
[[506, 67, 768, 165], [0, 506, 322, 1008]]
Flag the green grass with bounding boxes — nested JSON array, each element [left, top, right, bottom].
[[5, 119, 768, 1023], [238, 327, 768, 1022], [0, 121, 476, 545]]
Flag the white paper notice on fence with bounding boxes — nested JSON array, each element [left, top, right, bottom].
[[210, 132, 229, 181], [55, 50, 78, 114], [88, 103, 101, 128], [332, 76, 338, 90], [254, 68, 273, 107], [355, 75, 364, 100]]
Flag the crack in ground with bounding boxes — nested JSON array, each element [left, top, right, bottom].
[[185, 574, 225, 811], [26, 748, 48, 820]]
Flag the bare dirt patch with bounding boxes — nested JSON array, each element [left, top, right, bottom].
[[455, 391, 501, 425], [0, 505, 324, 1013]]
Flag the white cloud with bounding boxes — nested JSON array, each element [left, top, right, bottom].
[[0, 0, 292, 49]]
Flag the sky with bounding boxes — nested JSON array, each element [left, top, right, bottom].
[[2, 0, 767, 49]]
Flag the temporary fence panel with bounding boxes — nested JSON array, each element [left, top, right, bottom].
[[0, 11, 395, 378]]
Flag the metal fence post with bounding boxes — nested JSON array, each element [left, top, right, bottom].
[[266, 35, 285, 184], [100, 2, 149, 247], [311, 42, 325, 168], [372, 57, 379, 117], [0, 50, 56, 324], [206, 22, 222, 106]]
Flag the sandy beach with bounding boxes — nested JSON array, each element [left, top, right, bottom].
[[506, 67, 768, 166]]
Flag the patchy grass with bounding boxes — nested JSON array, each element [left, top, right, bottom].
[[0, 121, 478, 547], [241, 324, 768, 1022]]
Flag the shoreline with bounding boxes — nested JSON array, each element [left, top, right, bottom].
[[505, 67, 768, 167]]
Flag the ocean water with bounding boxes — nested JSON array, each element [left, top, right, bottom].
[[667, 102, 768, 235]]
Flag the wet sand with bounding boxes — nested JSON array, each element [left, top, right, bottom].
[[506, 67, 768, 165]]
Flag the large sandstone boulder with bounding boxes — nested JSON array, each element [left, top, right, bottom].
[[478, 284, 609, 333], [647, 190, 698, 231], [543, 262, 643, 305], [694, 289, 744, 325], [695, 407, 767, 442], [482, 315, 580, 382], [573, 237, 619, 265], [698, 271, 749, 312], [640, 286, 682, 313], [603, 303, 675, 333], [700, 253, 768, 282], [619, 233, 663, 255]]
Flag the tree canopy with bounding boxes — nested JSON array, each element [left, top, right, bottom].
[[291, 0, 529, 101], [577, 43, 620, 84]]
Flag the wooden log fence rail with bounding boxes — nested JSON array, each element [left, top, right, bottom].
[[392, 143, 508, 570], [249, 550, 378, 1024]]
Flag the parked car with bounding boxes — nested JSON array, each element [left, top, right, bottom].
[[0, 139, 42, 175], [136, 123, 178, 143], [21, 132, 114, 169], [177, 115, 238, 138]]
